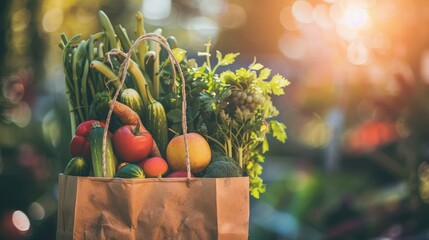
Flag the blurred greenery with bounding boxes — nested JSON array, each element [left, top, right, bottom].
[[2, 0, 429, 239]]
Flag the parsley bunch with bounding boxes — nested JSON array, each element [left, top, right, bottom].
[[162, 40, 289, 198]]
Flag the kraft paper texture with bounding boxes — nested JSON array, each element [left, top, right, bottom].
[[56, 175, 249, 240]]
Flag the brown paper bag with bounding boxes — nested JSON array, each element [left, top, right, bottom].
[[56, 174, 249, 240]]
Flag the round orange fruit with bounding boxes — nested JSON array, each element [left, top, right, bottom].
[[166, 133, 211, 174], [138, 157, 168, 178]]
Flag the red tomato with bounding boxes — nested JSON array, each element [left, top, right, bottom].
[[70, 135, 91, 160], [70, 120, 110, 160], [75, 120, 100, 137], [113, 124, 153, 162]]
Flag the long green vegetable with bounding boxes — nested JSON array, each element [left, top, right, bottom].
[[115, 24, 139, 64], [98, 10, 117, 50], [149, 28, 162, 100], [60, 34, 82, 135], [135, 11, 148, 70], [90, 60, 121, 90]]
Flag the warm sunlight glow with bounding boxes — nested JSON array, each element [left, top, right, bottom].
[[330, 0, 370, 31], [299, 117, 332, 148], [143, 0, 171, 20], [342, 5, 369, 29], [12, 211, 30, 232], [278, 34, 306, 59], [347, 41, 369, 65], [280, 7, 299, 31], [313, 4, 333, 29], [336, 24, 358, 41], [292, 0, 314, 24], [42, 8, 63, 33]]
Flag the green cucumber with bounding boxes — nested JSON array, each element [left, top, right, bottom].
[[90, 122, 117, 177], [146, 101, 168, 158], [64, 156, 90, 176], [116, 164, 145, 178], [119, 88, 145, 122]]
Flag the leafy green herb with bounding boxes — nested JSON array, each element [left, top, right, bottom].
[[160, 41, 289, 199]]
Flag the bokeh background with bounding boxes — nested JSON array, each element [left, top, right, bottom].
[[1, 0, 429, 239]]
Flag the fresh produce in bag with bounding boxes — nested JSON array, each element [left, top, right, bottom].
[[57, 9, 290, 239], [59, 9, 289, 195]]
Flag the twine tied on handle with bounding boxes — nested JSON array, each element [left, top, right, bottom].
[[100, 33, 192, 185]]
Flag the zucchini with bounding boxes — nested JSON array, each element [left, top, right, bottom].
[[116, 164, 145, 178], [90, 122, 117, 177], [64, 156, 90, 176], [119, 88, 145, 122], [98, 10, 117, 50], [144, 51, 156, 83], [160, 36, 178, 63], [149, 28, 162, 100], [146, 100, 168, 158], [135, 11, 148, 70]]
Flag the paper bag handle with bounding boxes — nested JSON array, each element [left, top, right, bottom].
[[101, 34, 191, 184]]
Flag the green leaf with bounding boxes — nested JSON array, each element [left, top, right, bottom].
[[199, 92, 216, 112], [163, 48, 187, 67], [167, 109, 182, 123], [251, 189, 260, 199], [262, 138, 269, 153], [235, 68, 248, 80], [258, 68, 271, 81], [216, 50, 222, 64], [259, 184, 266, 193], [259, 155, 265, 163], [249, 176, 266, 199], [265, 101, 279, 118], [246, 162, 253, 171], [248, 162, 263, 177], [256, 80, 271, 95], [172, 48, 187, 63], [252, 152, 265, 163], [270, 120, 287, 143], [250, 63, 264, 71], [270, 74, 290, 96], [198, 123, 208, 135], [218, 88, 232, 99], [254, 163, 263, 175], [220, 53, 239, 66], [220, 70, 236, 84], [197, 63, 209, 74], [170, 123, 182, 135]]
